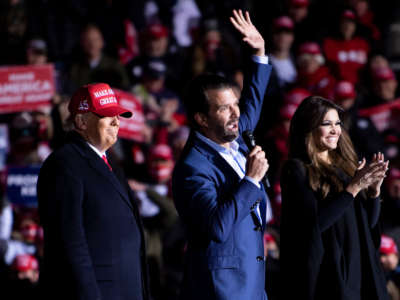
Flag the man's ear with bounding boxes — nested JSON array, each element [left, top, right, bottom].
[[194, 112, 208, 129], [74, 114, 88, 131]]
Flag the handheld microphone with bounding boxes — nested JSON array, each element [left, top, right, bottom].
[[242, 130, 270, 188]]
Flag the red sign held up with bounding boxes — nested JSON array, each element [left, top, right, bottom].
[[114, 89, 144, 142], [0, 64, 55, 113]]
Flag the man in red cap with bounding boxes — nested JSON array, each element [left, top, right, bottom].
[[37, 83, 149, 300], [270, 16, 297, 88], [379, 235, 400, 298]]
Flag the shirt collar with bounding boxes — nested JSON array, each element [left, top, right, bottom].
[[195, 131, 239, 154], [86, 142, 106, 158]]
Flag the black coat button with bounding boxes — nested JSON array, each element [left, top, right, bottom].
[[256, 256, 264, 262], [254, 226, 262, 231]]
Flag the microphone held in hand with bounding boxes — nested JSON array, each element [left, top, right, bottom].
[[242, 130, 270, 188]]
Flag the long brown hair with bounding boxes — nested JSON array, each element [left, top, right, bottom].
[[288, 96, 359, 197]]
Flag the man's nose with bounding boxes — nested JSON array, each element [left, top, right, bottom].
[[231, 106, 240, 118]]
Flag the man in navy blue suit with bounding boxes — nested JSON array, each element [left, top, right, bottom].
[[37, 83, 149, 300], [172, 10, 272, 300]]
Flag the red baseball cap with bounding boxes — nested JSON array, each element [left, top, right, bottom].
[[342, 9, 356, 21], [280, 103, 299, 120], [387, 167, 400, 183], [273, 16, 294, 31], [334, 81, 356, 100], [290, 0, 309, 7], [69, 83, 132, 118], [12, 254, 39, 272], [284, 88, 311, 105], [147, 24, 169, 39], [149, 144, 173, 161], [380, 235, 398, 255], [298, 42, 322, 55], [373, 67, 396, 81]]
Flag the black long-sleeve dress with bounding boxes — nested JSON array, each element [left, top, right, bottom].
[[280, 159, 389, 300]]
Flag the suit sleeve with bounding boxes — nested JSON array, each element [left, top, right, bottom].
[[173, 163, 265, 243], [238, 59, 272, 133], [53, 162, 101, 300]]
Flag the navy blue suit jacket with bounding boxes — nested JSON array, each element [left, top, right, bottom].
[[172, 60, 272, 300], [37, 132, 148, 300]]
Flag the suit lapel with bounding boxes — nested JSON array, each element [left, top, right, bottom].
[[69, 134, 133, 211], [87, 156, 133, 210], [191, 132, 266, 227]]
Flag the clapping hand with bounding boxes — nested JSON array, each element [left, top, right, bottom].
[[347, 154, 388, 197], [367, 152, 389, 198], [230, 9, 265, 56]]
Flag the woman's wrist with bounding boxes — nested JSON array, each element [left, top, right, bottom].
[[346, 183, 360, 198], [367, 187, 380, 198]]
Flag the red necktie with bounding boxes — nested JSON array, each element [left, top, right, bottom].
[[102, 155, 112, 171]]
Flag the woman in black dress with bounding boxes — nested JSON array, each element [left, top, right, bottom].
[[280, 96, 389, 300]]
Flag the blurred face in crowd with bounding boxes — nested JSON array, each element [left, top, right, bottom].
[[369, 55, 389, 72], [81, 26, 104, 60], [380, 253, 399, 272], [314, 109, 342, 154], [297, 54, 320, 74], [340, 19, 356, 40], [146, 36, 168, 57], [289, 6, 308, 23], [149, 159, 174, 183], [143, 76, 165, 93], [374, 79, 397, 101], [76, 113, 120, 152], [336, 97, 355, 111], [350, 0, 369, 16], [203, 30, 221, 60], [195, 88, 240, 148], [388, 179, 400, 199], [17, 268, 39, 284], [273, 31, 294, 53], [26, 50, 47, 65]]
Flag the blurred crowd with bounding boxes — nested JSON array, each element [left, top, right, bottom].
[[1, 0, 400, 299]]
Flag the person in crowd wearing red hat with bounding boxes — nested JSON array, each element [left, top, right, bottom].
[[68, 24, 130, 91], [5, 254, 41, 300], [126, 23, 182, 90], [280, 96, 389, 300], [286, 0, 319, 50], [182, 17, 239, 85], [333, 80, 384, 160], [349, 0, 381, 41], [323, 9, 370, 84], [261, 88, 310, 186], [270, 16, 297, 89], [37, 83, 150, 300], [172, 10, 272, 300], [380, 235, 400, 299], [357, 66, 400, 139], [295, 41, 336, 99], [129, 143, 179, 299]]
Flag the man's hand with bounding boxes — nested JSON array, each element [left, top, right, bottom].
[[245, 145, 269, 182], [230, 9, 265, 56]]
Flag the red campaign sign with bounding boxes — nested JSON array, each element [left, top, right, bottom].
[[0, 64, 55, 113], [114, 89, 144, 142]]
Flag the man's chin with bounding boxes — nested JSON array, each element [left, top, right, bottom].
[[223, 131, 239, 142]]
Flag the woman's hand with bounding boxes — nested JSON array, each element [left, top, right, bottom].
[[367, 152, 389, 198], [346, 156, 388, 197]]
